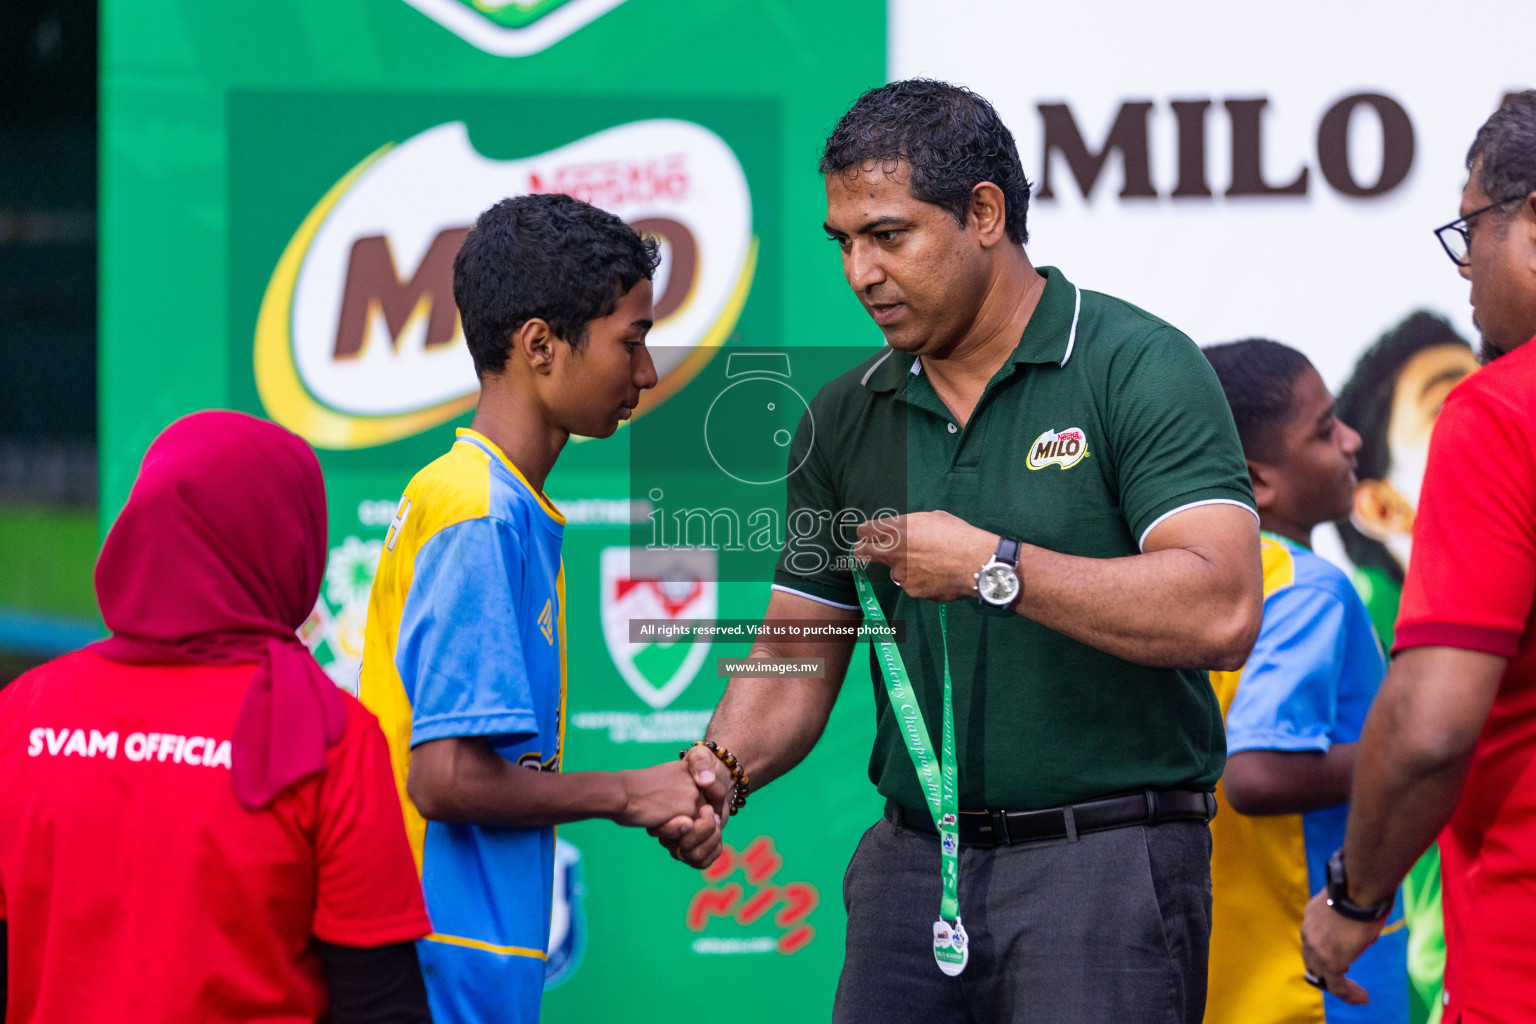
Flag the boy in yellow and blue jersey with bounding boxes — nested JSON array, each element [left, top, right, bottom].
[[359, 194, 709, 1024], [1203, 340, 1407, 1024]]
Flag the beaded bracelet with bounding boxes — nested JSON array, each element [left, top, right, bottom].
[[680, 739, 750, 815]]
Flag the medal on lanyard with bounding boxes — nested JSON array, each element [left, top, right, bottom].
[[852, 563, 967, 976]]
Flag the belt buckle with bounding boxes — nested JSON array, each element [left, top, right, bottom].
[[991, 808, 1012, 846]]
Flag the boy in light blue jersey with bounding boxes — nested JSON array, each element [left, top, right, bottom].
[[359, 194, 710, 1024], [1203, 340, 1407, 1024]]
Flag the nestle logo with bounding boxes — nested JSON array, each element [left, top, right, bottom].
[[529, 154, 688, 209]]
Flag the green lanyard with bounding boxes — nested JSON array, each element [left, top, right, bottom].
[[852, 563, 967, 974]]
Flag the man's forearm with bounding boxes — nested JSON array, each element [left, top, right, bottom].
[[706, 641, 847, 790], [1343, 744, 1469, 906], [700, 589, 859, 791], [851, 504, 1260, 670], [705, 677, 835, 791], [1015, 541, 1258, 670], [1340, 646, 1505, 905]]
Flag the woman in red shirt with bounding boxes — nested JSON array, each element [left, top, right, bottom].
[[0, 410, 433, 1023]]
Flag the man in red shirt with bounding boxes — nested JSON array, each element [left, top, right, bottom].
[[1302, 92, 1536, 1020]]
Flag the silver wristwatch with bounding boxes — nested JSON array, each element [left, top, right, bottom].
[[974, 537, 1022, 608]]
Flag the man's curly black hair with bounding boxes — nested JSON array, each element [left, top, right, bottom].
[[1468, 90, 1536, 226], [820, 79, 1034, 244], [453, 192, 660, 377]]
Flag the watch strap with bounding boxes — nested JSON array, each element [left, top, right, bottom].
[[974, 536, 1023, 614], [1325, 848, 1394, 922]]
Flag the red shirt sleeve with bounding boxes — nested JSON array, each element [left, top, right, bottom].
[[1395, 374, 1536, 657], [310, 695, 432, 947]]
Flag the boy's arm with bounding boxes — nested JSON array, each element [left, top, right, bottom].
[[408, 738, 704, 830], [1221, 582, 1363, 816], [396, 516, 703, 833], [1224, 744, 1356, 815]]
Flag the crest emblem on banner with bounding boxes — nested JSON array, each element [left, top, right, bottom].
[[601, 546, 716, 710]]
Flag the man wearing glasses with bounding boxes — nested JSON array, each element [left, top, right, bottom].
[[1302, 92, 1536, 1022]]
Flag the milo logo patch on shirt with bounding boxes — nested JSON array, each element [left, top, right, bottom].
[[1027, 427, 1090, 470]]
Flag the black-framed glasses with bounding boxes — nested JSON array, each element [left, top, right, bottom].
[[1435, 195, 1527, 266]]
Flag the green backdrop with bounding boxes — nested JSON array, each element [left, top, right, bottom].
[[101, 1, 886, 1019]]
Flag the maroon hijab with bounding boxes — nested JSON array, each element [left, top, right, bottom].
[[91, 410, 346, 810]]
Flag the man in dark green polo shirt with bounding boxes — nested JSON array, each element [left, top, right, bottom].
[[658, 80, 1263, 1024]]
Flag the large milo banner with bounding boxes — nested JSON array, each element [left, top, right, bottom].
[[102, 2, 884, 1019]]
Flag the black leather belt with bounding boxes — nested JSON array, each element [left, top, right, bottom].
[[886, 789, 1216, 848]]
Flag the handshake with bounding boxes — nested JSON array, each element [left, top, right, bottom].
[[615, 742, 737, 869]]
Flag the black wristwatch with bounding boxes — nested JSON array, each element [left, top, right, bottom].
[[1325, 848, 1394, 922]]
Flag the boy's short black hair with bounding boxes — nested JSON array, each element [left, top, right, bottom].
[[820, 78, 1034, 244], [453, 193, 661, 376], [1203, 339, 1315, 463]]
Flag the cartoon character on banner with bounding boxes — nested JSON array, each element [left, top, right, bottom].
[[1334, 311, 1479, 648], [1332, 309, 1478, 1024]]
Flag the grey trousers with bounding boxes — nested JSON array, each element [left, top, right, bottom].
[[833, 814, 1212, 1024]]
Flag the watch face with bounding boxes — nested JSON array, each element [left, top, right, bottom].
[[977, 564, 1019, 606]]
